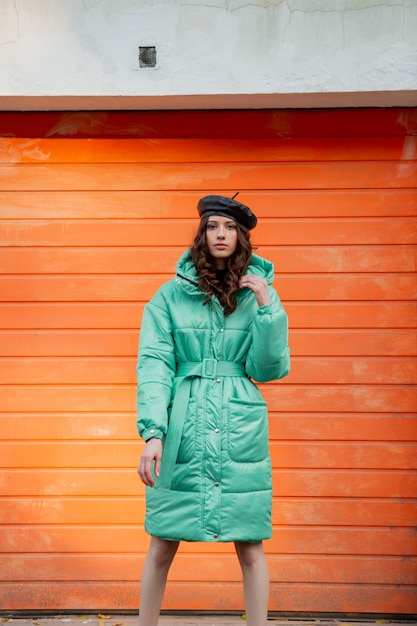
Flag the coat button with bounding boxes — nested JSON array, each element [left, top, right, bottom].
[[213, 534, 218, 538], [219, 328, 224, 333], [150, 429, 155, 434], [216, 378, 221, 383], [214, 482, 219, 487], [214, 428, 220, 433]]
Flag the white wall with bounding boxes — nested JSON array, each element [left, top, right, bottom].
[[0, 0, 416, 110]]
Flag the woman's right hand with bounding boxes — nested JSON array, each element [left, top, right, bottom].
[[137, 438, 162, 487]]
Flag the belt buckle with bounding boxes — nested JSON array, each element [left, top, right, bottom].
[[202, 358, 217, 378]]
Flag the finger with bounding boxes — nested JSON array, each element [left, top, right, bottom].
[[138, 456, 154, 487], [143, 456, 155, 487], [154, 455, 161, 478]]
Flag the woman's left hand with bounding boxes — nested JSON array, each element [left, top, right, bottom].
[[239, 274, 271, 307]]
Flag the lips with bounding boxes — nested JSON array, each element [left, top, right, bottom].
[[215, 244, 227, 249]]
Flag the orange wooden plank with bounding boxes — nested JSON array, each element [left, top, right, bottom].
[[0, 469, 143, 497], [0, 303, 145, 330], [0, 526, 415, 557], [2, 495, 416, 527], [272, 497, 417, 527], [0, 581, 416, 613], [288, 330, 417, 356], [0, 330, 415, 358], [1, 356, 416, 385], [0, 497, 145, 525], [2, 137, 416, 164], [0, 468, 414, 498], [0, 331, 139, 357], [1, 274, 416, 302], [272, 470, 417, 498], [1, 413, 416, 442], [1, 218, 415, 246], [285, 302, 417, 329], [1, 302, 415, 330], [0, 383, 416, 414], [1, 189, 416, 218], [1, 441, 415, 470], [263, 385, 417, 413], [0, 413, 138, 440], [4, 245, 416, 273], [0, 554, 415, 584], [0, 358, 137, 384], [269, 414, 417, 442], [0, 162, 415, 192]]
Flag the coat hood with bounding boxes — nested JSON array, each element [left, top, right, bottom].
[[175, 249, 275, 287]]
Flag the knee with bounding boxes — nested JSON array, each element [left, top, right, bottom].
[[148, 537, 179, 569], [235, 541, 265, 569]]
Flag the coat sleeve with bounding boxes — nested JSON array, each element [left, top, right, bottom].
[[245, 287, 290, 383], [136, 292, 176, 442]]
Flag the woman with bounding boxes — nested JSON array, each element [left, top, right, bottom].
[[136, 194, 290, 626]]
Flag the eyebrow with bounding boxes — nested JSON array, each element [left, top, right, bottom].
[[207, 219, 236, 225]]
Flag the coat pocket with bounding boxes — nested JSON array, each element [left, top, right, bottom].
[[176, 397, 197, 464], [227, 398, 269, 463]]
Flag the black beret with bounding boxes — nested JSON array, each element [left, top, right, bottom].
[[197, 195, 257, 230]]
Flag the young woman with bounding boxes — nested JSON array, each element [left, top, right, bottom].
[[136, 194, 290, 626]]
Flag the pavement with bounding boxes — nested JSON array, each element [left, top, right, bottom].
[[1, 615, 417, 626]]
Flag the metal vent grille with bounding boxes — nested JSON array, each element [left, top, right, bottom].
[[139, 46, 157, 68]]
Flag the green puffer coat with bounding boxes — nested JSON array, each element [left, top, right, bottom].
[[136, 250, 290, 542]]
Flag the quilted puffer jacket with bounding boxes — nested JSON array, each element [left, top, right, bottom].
[[136, 249, 290, 542]]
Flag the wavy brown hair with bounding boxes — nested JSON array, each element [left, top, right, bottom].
[[190, 215, 253, 315]]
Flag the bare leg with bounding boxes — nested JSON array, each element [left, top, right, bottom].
[[138, 536, 179, 626], [234, 540, 270, 626]]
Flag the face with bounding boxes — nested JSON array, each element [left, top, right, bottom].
[[205, 215, 238, 269]]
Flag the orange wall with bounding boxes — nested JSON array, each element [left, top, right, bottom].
[[0, 109, 416, 614]]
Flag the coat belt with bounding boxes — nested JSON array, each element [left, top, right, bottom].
[[157, 359, 246, 490]]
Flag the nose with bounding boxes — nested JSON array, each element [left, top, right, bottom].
[[217, 226, 226, 239]]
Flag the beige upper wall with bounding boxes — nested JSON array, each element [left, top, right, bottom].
[[0, 0, 416, 110]]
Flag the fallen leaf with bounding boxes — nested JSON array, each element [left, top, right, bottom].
[[98, 617, 110, 621], [2, 619, 10, 623]]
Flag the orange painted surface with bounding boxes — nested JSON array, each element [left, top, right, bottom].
[[0, 109, 416, 614]]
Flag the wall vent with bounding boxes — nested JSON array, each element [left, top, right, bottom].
[[139, 46, 157, 68]]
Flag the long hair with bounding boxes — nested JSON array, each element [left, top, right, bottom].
[[190, 215, 252, 315]]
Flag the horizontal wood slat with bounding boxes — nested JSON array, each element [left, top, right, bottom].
[[1, 357, 416, 385], [1, 302, 415, 329], [0, 554, 416, 585], [4, 245, 417, 273], [2, 189, 417, 218], [0, 527, 416, 557], [1, 275, 416, 302], [1, 469, 415, 498], [1, 441, 416, 470], [2, 219, 416, 247], [1, 496, 416, 527], [1, 330, 415, 357], [0, 162, 416, 192], [1, 413, 416, 442], [1, 116, 416, 614], [0, 582, 415, 613], [2, 137, 416, 164], [0, 384, 416, 414]]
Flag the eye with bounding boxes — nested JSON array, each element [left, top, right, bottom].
[[207, 223, 217, 230], [227, 223, 237, 230]]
